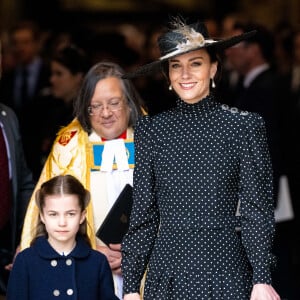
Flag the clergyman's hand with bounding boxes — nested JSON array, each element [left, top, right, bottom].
[[97, 243, 122, 275], [5, 245, 20, 271]]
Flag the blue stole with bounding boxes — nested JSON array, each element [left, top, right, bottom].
[[91, 139, 134, 170]]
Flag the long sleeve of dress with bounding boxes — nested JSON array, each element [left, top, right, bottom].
[[239, 114, 276, 284], [122, 116, 159, 294]]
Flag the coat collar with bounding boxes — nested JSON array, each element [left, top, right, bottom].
[[33, 236, 91, 259]]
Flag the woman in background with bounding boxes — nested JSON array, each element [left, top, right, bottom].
[[22, 44, 90, 180]]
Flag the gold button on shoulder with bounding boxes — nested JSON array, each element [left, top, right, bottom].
[[240, 110, 249, 116], [66, 259, 72, 266], [221, 104, 229, 111], [51, 260, 58, 267], [230, 107, 238, 114], [67, 289, 74, 295], [53, 289, 60, 296]]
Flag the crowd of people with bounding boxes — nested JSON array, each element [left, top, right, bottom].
[[0, 13, 300, 299]]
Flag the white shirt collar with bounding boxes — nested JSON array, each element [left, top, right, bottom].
[[243, 63, 270, 88]]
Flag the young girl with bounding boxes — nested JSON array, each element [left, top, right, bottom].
[[6, 174, 118, 300]]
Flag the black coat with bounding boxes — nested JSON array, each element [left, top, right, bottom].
[[0, 103, 34, 294], [233, 68, 282, 204], [0, 103, 35, 251], [0, 59, 50, 116]]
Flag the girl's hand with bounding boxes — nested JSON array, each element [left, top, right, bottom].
[[123, 293, 141, 300], [250, 283, 281, 300]]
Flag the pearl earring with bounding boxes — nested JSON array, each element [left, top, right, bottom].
[[169, 85, 172, 91], [211, 78, 216, 88]]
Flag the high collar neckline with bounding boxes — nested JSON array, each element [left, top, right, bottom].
[[175, 94, 216, 116]]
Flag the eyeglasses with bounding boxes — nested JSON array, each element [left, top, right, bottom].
[[87, 98, 124, 116]]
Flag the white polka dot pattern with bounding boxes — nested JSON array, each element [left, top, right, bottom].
[[122, 95, 276, 300]]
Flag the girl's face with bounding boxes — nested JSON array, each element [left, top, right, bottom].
[[89, 77, 131, 140], [168, 49, 217, 104], [50, 61, 83, 101], [40, 194, 86, 252]]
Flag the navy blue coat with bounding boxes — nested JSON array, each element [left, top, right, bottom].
[[6, 236, 118, 300]]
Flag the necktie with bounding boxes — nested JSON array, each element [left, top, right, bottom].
[[233, 75, 245, 108], [20, 67, 29, 105], [0, 127, 11, 229]]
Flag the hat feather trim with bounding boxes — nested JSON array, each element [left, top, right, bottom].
[[123, 29, 257, 79]]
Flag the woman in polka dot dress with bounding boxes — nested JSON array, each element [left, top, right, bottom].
[[121, 18, 281, 300]]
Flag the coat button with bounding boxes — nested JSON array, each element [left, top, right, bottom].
[[67, 289, 74, 295], [66, 259, 72, 266], [230, 107, 238, 113], [53, 289, 60, 296], [51, 260, 58, 267]]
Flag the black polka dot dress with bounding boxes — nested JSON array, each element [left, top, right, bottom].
[[121, 95, 276, 300]]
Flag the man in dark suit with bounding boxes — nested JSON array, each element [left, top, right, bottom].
[[0, 20, 51, 178], [0, 103, 35, 296], [223, 21, 298, 299], [0, 20, 50, 116], [224, 21, 281, 201]]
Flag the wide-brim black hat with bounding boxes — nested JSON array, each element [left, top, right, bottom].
[[123, 18, 256, 79]]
